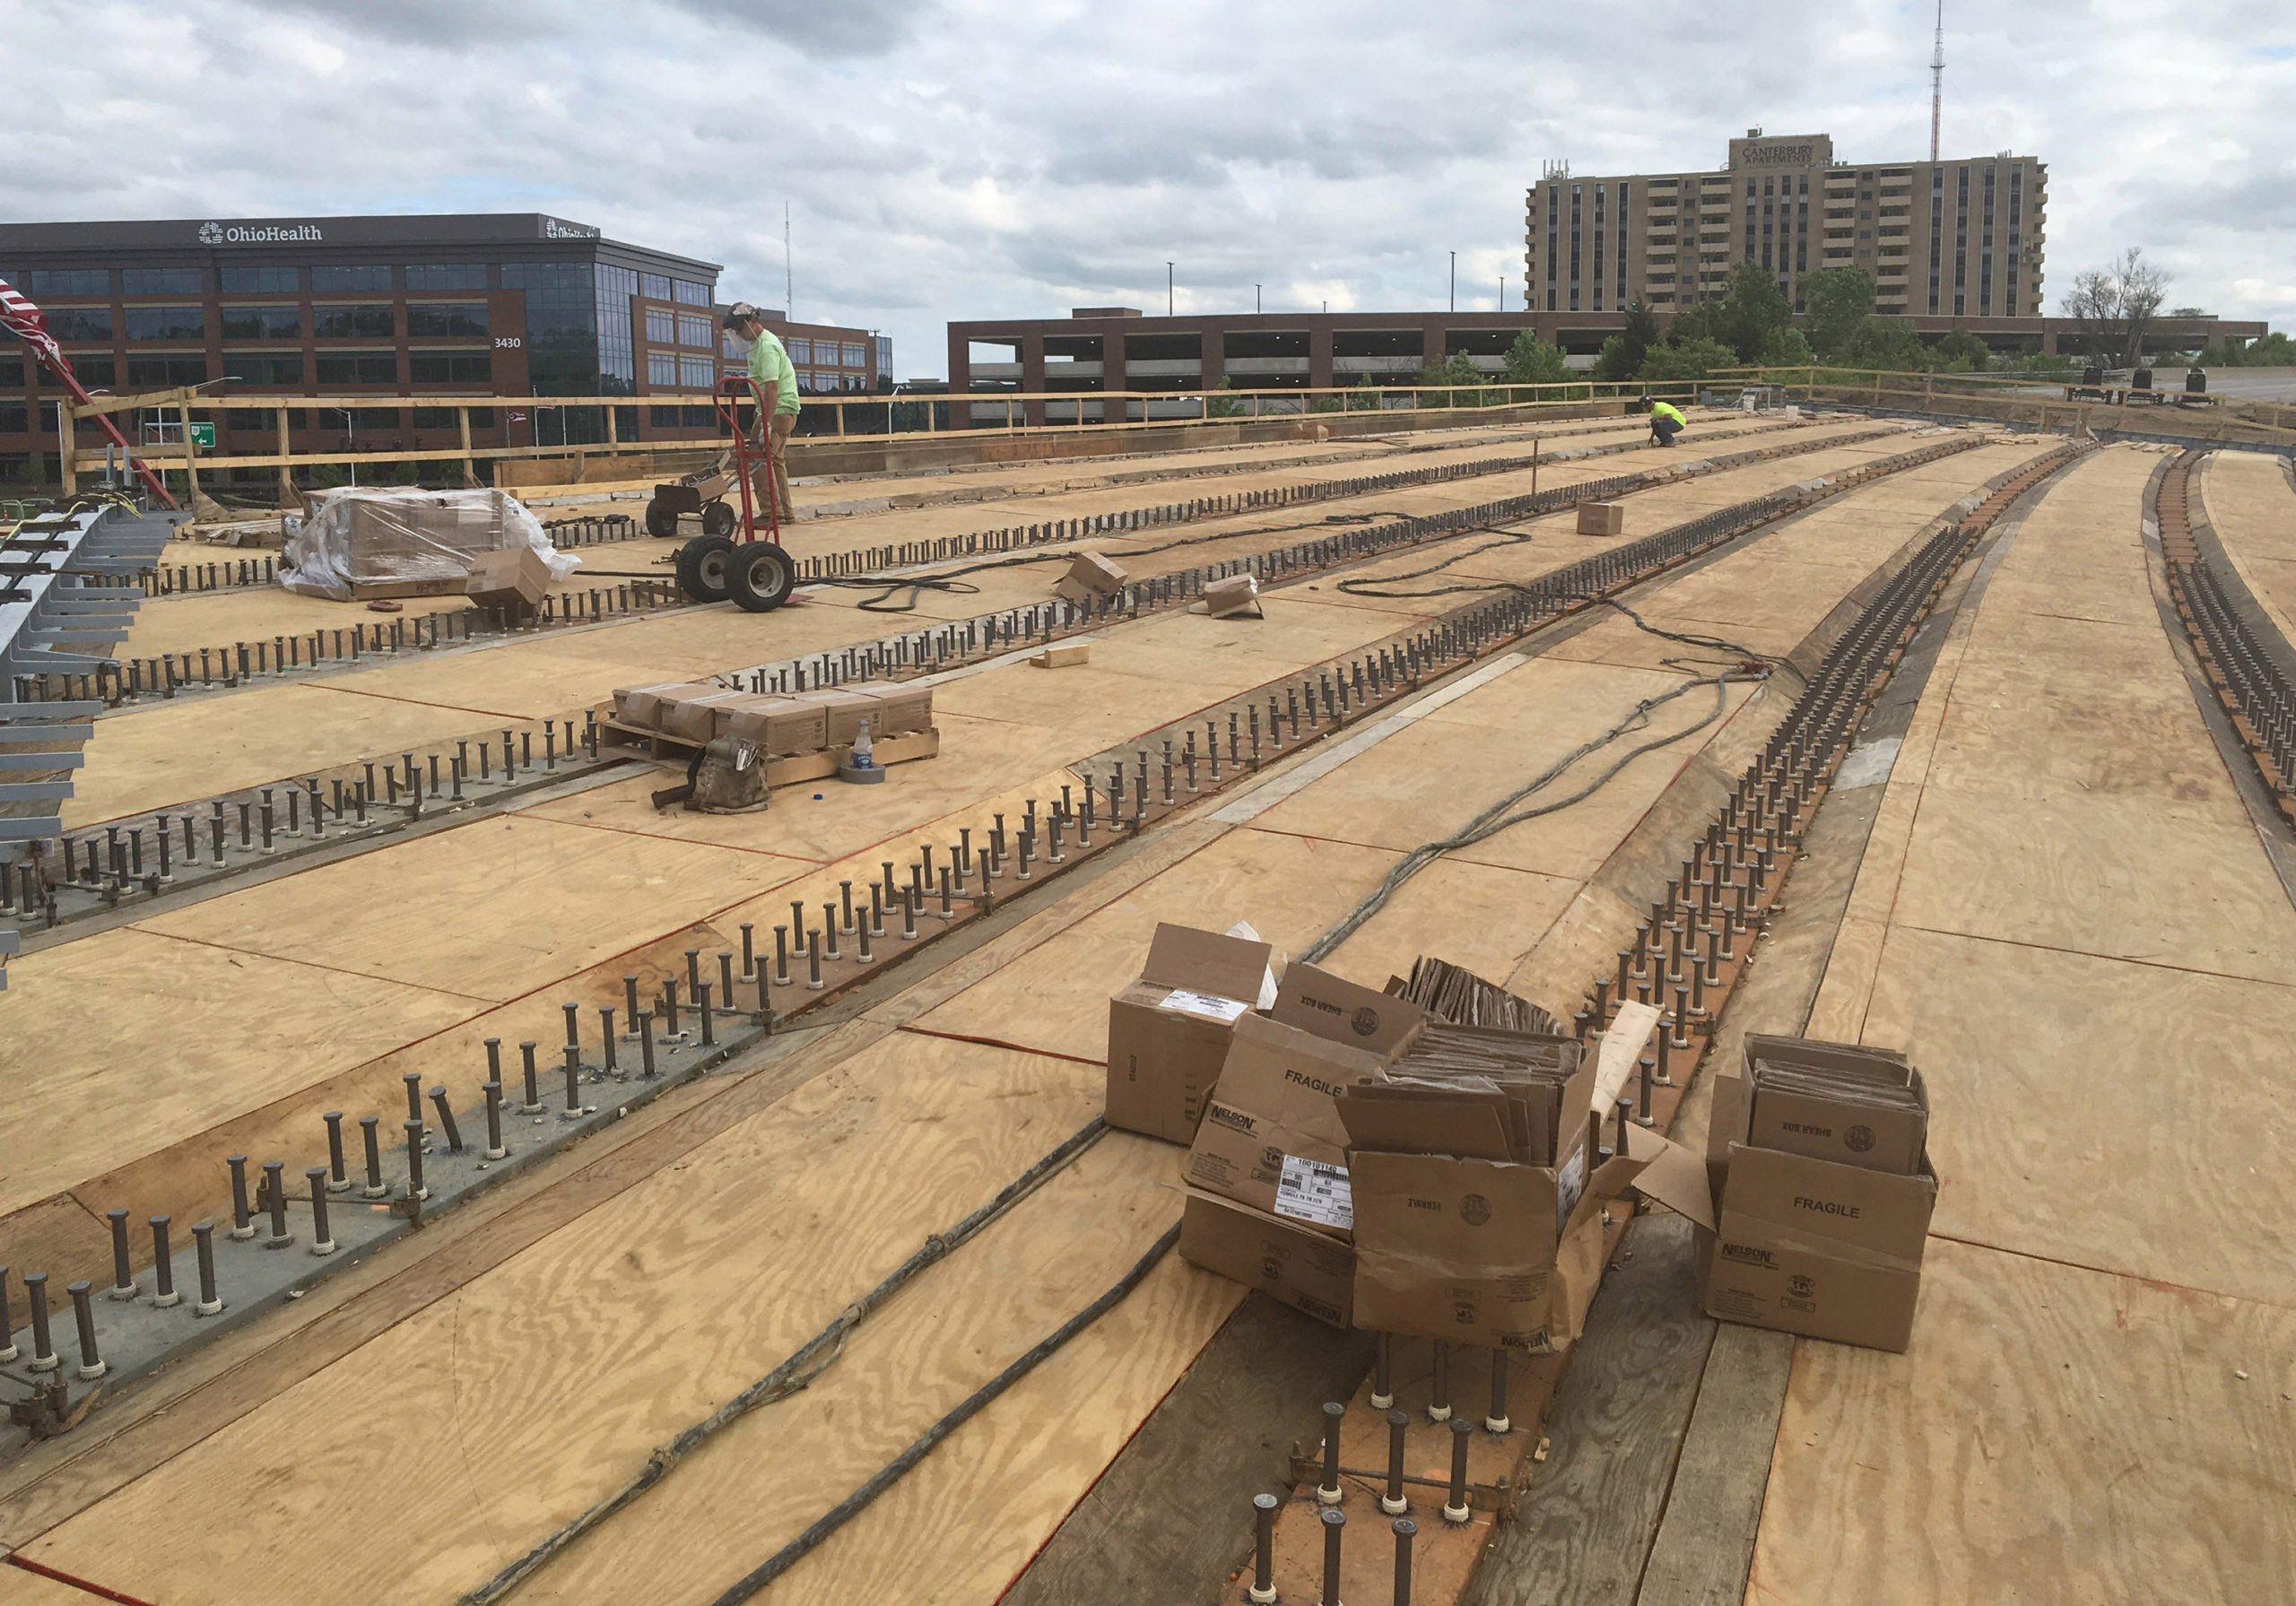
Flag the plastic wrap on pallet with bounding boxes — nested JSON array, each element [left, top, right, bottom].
[[277, 489, 578, 602]]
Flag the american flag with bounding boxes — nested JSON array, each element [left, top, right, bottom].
[[0, 273, 176, 508], [0, 274, 65, 372]]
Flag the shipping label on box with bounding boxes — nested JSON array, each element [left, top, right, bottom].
[[1179, 1189, 1355, 1329], [1105, 923, 1274, 1144], [1181, 1011, 1387, 1232]]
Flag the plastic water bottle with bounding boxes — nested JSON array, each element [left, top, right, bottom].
[[851, 718, 874, 768]]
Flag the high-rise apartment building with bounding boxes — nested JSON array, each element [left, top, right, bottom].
[[1525, 131, 2046, 321]]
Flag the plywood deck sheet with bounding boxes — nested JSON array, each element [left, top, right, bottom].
[[526, 1137, 1235, 1605], [131, 812, 811, 1002], [0, 926, 477, 1222], [61, 681, 500, 829], [18, 1035, 1207, 1606], [1749, 1236, 2296, 1606], [2198, 449, 2296, 648], [65, 419, 1875, 829]]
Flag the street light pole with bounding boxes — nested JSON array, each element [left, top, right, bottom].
[[1167, 262, 1174, 317], [1449, 251, 1456, 312], [1255, 283, 1261, 314]]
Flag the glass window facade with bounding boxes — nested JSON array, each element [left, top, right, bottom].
[[311, 265, 392, 291], [232, 353, 305, 386], [123, 266, 203, 294], [787, 339, 812, 364], [676, 315, 713, 349], [404, 264, 488, 291], [412, 406, 496, 428], [673, 279, 710, 306], [504, 261, 603, 396], [642, 273, 673, 302], [409, 351, 492, 384], [407, 302, 488, 336], [47, 308, 113, 342], [596, 265, 636, 391], [220, 265, 299, 294], [221, 305, 301, 340], [125, 306, 204, 341], [315, 352, 397, 385], [678, 357, 715, 388], [30, 268, 111, 297], [647, 352, 679, 386], [314, 304, 396, 339], [127, 354, 209, 386], [841, 343, 865, 367], [645, 308, 676, 344]]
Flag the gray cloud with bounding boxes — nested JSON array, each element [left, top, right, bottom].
[[1, 0, 2288, 375]]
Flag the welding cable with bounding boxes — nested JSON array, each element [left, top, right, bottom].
[[1300, 667, 1765, 966], [460, 1116, 1111, 1605], [705, 1220, 1182, 1606]]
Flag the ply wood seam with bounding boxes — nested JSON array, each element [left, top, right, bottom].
[[111, 921, 504, 1003]]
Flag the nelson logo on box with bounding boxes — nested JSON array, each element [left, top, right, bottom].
[[1350, 1006, 1379, 1037], [1459, 1194, 1492, 1227], [1844, 1124, 1877, 1153], [1719, 1241, 1776, 1266]]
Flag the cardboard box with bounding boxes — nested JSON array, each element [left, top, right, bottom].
[[613, 682, 719, 731], [658, 688, 747, 744], [464, 545, 551, 615], [1054, 551, 1128, 603], [1202, 573, 1261, 618], [1740, 1034, 1926, 1176], [1179, 1189, 1355, 1329], [1269, 961, 1425, 1060], [715, 696, 829, 757], [1577, 501, 1625, 536], [1182, 1012, 1387, 1233], [862, 682, 934, 737], [1699, 1142, 1935, 1352], [1105, 923, 1274, 1144]]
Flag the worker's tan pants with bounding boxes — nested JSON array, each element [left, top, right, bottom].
[[747, 412, 795, 528]]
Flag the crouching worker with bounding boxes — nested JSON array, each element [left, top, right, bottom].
[[1648, 397, 1687, 447]]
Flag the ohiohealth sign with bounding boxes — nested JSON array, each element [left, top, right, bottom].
[[196, 221, 326, 245]]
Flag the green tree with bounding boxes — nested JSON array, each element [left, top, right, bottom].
[[1931, 328, 1992, 370], [1638, 337, 1739, 383], [1762, 326, 1813, 366], [1590, 303, 1660, 382], [1800, 267, 1876, 359], [1848, 317, 1931, 371], [1711, 260, 1795, 361], [1204, 377, 1244, 419], [1502, 330, 1570, 386]]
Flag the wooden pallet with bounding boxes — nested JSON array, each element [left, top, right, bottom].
[[596, 716, 941, 786]]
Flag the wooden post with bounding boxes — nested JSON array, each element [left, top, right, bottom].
[[182, 398, 198, 509], [606, 405, 619, 447], [57, 395, 76, 495], [276, 404, 294, 507], [457, 406, 476, 487]]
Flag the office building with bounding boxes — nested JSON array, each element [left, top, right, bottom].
[[1525, 131, 2047, 319], [0, 213, 870, 483]]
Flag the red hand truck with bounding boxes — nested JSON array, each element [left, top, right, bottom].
[[667, 376, 796, 612]]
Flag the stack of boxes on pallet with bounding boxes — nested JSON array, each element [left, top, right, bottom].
[[606, 680, 937, 778], [1107, 929, 1934, 1357]]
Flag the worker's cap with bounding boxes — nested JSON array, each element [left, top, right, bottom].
[[722, 301, 765, 330]]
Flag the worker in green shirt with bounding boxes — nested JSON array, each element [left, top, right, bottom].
[[724, 301, 799, 524], [1647, 397, 1687, 447]]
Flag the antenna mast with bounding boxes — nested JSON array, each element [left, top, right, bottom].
[[1929, 1, 1944, 162]]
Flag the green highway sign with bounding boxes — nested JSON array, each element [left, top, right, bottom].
[[187, 422, 216, 447]]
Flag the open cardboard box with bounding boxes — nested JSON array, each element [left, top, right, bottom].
[[1693, 1058, 1936, 1353], [1182, 964, 1425, 1234], [1105, 923, 1275, 1144]]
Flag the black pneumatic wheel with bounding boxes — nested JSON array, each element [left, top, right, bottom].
[[644, 498, 680, 538], [674, 534, 737, 602], [700, 500, 737, 538], [727, 541, 796, 612]]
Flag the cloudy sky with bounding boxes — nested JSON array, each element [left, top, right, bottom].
[[6, 0, 2292, 375]]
